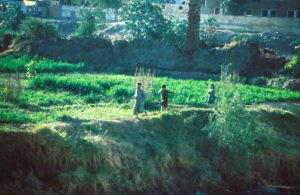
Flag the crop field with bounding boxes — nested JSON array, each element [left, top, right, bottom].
[[1, 55, 300, 124]]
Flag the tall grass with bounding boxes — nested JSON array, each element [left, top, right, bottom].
[[29, 73, 300, 105], [0, 55, 85, 73], [203, 65, 274, 179]]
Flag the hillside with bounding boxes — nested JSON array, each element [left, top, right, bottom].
[[1, 102, 300, 194]]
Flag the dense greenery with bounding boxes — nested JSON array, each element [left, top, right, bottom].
[[19, 17, 59, 39], [75, 8, 106, 37], [1, 56, 300, 124], [218, 0, 251, 15], [0, 55, 85, 73], [28, 73, 300, 106], [284, 38, 300, 77], [0, 4, 26, 30], [118, 0, 187, 50]]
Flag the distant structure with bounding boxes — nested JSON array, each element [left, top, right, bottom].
[[199, 0, 300, 18], [0, 0, 62, 18]]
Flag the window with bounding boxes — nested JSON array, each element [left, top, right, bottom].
[[214, 7, 220, 14], [246, 9, 253, 15], [178, 6, 183, 10], [201, 0, 205, 6], [261, 9, 276, 17], [262, 10, 268, 17], [288, 11, 294, 18], [286, 10, 300, 18], [270, 10, 276, 17]]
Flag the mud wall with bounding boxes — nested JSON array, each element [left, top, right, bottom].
[[163, 4, 300, 35]]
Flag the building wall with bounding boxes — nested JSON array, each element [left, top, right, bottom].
[[243, 0, 300, 17], [163, 4, 300, 35]]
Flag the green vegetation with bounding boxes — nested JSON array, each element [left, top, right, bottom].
[[0, 55, 85, 73], [284, 38, 300, 77], [0, 4, 26, 30], [118, 0, 187, 50], [29, 73, 300, 105], [0, 106, 299, 194], [0, 55, 300, 124], [0, 56, 299, 194], [19, 17, 59, 39]]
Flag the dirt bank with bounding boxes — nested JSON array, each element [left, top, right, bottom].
[[0, 103, 299, 194]]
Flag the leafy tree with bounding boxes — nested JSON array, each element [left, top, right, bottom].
[[0, 4, 26, 30], [118, 0, 170, 40], [284, 39, 300, 77], [183, 0, 201, 54], [217, 0, 250, 15], [19, 17, 59, 39], [119, 0, 187, 50]]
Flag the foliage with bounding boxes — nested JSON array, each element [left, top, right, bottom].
[[284, 39, 300, 77], [203, 64, 273, 170], [0, 109, 31, 123], [118, 0, 171, 40], [28, 73, 300, 106], [231, 32, 250, 43], [118, 0, 187, 50], [19, 17, 59, 39], [0, 55, 85, 73], [218, 0, 250, 15], [0, 4, 26, 30], [0, 73, 22, 103], [200, 17, 219, 47], [75, 9, 96, 37], [61, 0, 122, 8]]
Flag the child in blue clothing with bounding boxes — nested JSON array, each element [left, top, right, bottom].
[[206, 83, 216, 104]]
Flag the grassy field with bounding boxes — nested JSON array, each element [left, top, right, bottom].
[[1, 55, 300, 124], [1, 56, 300, 194]]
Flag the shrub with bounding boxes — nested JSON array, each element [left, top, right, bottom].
[[19, 17, 59, 39], [0, 110, 31, 123], [0, 55, 85, 73], [203, 64, 273, 171], [200, 17, 219, 47], [231, 31, 250, 43], [284, 39, 300, 77], [75, 9, 96, 37], [0, 4, 26, 30], [118, 0, 187, 49]]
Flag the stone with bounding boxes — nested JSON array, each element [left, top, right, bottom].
[[282, 79, 300, 91]]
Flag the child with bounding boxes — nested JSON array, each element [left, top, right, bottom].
[[206, 83, 216, 105], [132, 82, 147, 118], [158, 84, 176, 111]]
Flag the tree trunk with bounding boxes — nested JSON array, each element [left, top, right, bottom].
[[183, 0, 201, 55]]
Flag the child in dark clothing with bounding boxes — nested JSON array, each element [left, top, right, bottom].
[[158, 84, 176, 111]]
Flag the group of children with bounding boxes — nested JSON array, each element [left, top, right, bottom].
[[132, 82, 216, 118]]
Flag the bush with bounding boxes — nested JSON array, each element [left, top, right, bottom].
[[200, 17, 219, 47], [284, 39, 300, 77], [75, 8, 105, 37], [119, 0, 187, 49], [203, 64, 273, 171], [0, 55, 85, 73], [0, 4, 26, 30], [19, 17, 59, 39]]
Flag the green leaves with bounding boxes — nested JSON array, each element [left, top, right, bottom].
[[19, 17, 59, 39], [118, 0, 187, 49]]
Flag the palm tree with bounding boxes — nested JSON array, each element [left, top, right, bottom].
[[183, 0, 201, 55]]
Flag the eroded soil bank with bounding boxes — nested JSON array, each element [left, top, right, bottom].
[[0, 103, 299, 194]]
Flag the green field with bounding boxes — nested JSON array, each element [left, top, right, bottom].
[[1, 55, 300, 124]]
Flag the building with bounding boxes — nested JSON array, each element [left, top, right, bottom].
[[241, 0, 300, 18], [206, 0, 300, 18]]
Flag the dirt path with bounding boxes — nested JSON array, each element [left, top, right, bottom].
[[2, 101, 300, 131]]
